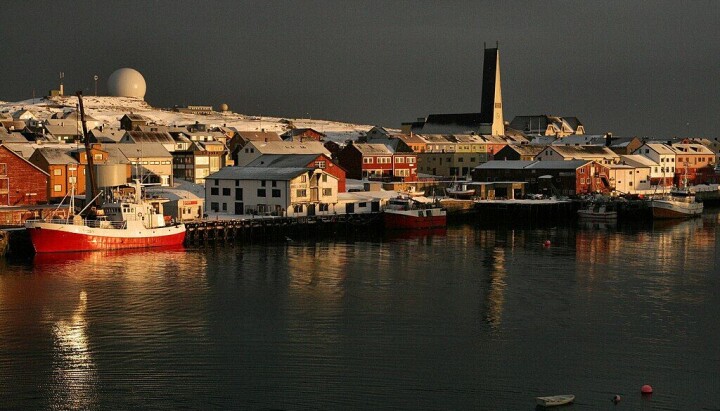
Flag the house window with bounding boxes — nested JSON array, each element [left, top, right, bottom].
[[214, 179, 219, 186], [272, 180, 277, 187], [363, 157, 373, 164], [94, 154, 103, 160], [53, 184, 62, 192], [322, 174, 328, 182], [322, 188, 332, 196], [235, 188, 243, 200], [300, 175, 307, 183], [257, 188, 266, 197], [261, 180, 266, 187], [395, 157, 404, 163], [210, 202, 219, 211], [272, 189, 281, 197], [53, 169, 62, 176], [235, 179, 239, 186], [222, 203, 227, 211], [407, 157, 415, 163], [315, 160, 326, 169], [297, 189, 307, 197], [222, 188, 231, 196], [211, 187, 219, 195], [359, 202, 367, 207], [319, 203, 329, 212]]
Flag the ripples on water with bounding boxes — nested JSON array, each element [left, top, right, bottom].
[[1, 214, 719, 409]]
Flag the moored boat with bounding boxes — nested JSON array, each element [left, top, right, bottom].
[[383, 195, 446, 229], [446, 182, 475, 199], [25, 180, 186, 253], [577, 202, 617, 221], [650, 193, 703, 219], [536, 394, 574, 407], [650, 166, 704, 219]]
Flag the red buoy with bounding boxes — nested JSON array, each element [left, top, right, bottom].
[[543, 240, 551, 247], [641, 384, 653, 394]]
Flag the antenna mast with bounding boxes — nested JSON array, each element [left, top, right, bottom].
[[76, 91, 98, 207]]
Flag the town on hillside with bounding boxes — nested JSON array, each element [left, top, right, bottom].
[[1, 51, 719, 228]]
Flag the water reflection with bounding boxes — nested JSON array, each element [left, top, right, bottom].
[[484, 247, 507, 329], [48, 290, 96, 410]]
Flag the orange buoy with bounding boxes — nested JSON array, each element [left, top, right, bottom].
[[641, 384, 653, 394]]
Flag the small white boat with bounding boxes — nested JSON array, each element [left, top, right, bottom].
[[446, 182, 475, 199], [577, 202, 617, 221], [536, 394, 574, 407]]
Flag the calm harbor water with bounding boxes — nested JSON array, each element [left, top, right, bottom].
[[1, 212, 719, 410]]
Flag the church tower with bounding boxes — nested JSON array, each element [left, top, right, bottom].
[[479, 47, 505, 136]]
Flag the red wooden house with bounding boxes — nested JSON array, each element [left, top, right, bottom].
[[337, 143, 417, 182], [0, 144, 49, 206]]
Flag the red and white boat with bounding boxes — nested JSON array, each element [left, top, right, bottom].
[[649, 169, 703, 219], [25, 180, 186, 253], [650, 188, 703, 219], [383, 195, 447, 229]]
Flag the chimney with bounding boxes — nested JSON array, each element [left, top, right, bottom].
[[605, 132, 612, 147]]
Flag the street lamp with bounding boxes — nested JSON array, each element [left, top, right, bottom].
[[93, 75, 98, 96]]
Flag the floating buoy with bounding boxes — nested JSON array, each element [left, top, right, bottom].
[[612, 394, 621, 404], [543, 240, 551, 247], [641, 384, 653, 394]]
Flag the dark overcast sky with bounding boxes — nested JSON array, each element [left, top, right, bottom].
[[1, 1, 718, 137]]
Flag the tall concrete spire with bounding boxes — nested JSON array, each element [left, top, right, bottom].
[[480, 47, 505, 136]]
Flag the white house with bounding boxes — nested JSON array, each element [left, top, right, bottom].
[[632, 143, 676, 186], [204, 166, 339, 217], [234, 141, 331, 167], [617, 154, 654, 193]]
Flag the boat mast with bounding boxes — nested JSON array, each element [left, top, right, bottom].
[[76, 91, 97, 206]]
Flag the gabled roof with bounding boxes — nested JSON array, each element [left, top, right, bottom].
[[1, 144, 49, 176], [281, 128, 326, 137], [207, 166, 310, 181], [124, 131, 175, 144], [526, 160, 591, 170], [90, 128, 126, 143], [641, 143, 675, 155], [121, 113, 150, 122], [548, 145, 619, 159], [475, 160, 536, 170], [246, 154, 321, 168], [45, 124, 81, 136], [670, 143, 714, 155], [116, 142, 172, 158], [352, 143, 394, 155], [0, 129, 29, 143], [501, 144, 544, 156], [620, 155, 656, 168], [32, 146, 78, 165], [247, 140, 330, 156], [235, 131, 282, 142]]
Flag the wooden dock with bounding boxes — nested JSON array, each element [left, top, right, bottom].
[[184, 213, 382, 244]]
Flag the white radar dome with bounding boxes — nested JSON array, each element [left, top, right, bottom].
[[107, 68, 146, 99]]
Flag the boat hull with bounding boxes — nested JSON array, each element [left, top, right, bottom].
[[26, 222, 186, 253], [650, 199, 703, 219], [536, 394, 574, 407], [577, 210, 617, 221], [383, 209, 446, 229]]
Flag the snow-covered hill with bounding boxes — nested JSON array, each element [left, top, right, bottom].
[[0, 95, 375, 143]]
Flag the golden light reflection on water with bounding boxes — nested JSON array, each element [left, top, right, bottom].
[[485, 247, 507, 329], [48, 290, 97, 410]]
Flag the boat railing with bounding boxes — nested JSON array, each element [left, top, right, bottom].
[[27, 218, 128, 229]]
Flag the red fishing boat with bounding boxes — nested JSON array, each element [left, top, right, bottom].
[[25, 180, 186, 253], [383, 195, 446, 230]]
